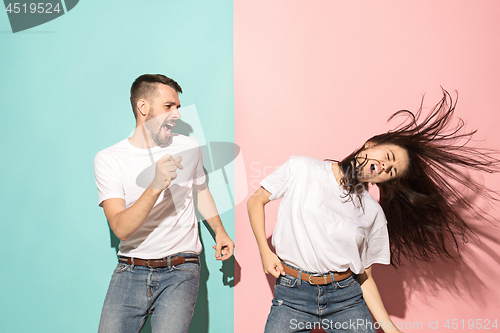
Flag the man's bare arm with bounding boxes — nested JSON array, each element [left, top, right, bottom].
[[103, 154, 182, 241], [194, 183, 234, 260]]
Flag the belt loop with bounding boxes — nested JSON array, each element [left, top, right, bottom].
[[297, 270, 302, 286], [330, 272, 335, 283], [167, 256, 171, 267], [130, 257, 135, 269]]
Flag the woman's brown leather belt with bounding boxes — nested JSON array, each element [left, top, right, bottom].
[[283, 265, 352, 285]]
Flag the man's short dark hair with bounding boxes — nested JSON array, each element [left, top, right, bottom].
[[130, 74, 182, 119]]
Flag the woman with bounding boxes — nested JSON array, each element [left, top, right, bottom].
[[247, 90, 500, 333]]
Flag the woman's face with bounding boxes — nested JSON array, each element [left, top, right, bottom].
[[355, 143, 409, 183]]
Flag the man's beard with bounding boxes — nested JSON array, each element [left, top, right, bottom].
[[144, 109, 176, 147]]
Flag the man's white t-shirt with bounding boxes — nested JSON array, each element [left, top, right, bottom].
[[261, 156, 390, 274], [94, 134, 206, 259]]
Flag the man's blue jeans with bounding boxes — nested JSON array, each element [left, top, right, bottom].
[[98, 255, 200, 333], [265, 263, 377, 333]]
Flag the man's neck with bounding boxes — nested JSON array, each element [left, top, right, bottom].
[[128, 125, 157, 149]]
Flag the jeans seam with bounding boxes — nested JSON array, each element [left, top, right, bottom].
[[136, 316, 148, 333], [336, 277, 357, 289]]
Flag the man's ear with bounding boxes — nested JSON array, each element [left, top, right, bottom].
[[136, 99, 148, 117]]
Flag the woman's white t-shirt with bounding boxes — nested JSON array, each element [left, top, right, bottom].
[[261, 156, 390, 274]]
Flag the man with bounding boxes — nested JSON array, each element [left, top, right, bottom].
[[94, 74, 234, 333]]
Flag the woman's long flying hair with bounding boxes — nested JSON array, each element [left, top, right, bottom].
[[338, 89, 500, 266]]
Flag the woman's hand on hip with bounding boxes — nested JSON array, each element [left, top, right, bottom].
[[260, 250, 285, 278]]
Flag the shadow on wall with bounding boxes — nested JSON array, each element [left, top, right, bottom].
[[373, 209, 500, 332]]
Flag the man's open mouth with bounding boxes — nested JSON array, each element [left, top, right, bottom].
[[162, 120, 176, 135]]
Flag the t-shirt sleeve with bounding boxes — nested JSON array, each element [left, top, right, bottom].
[[94, 151, 125, 207], [193, 143, 206, 185], [361, 213, 391, 268], [260, 157, 294, 200]]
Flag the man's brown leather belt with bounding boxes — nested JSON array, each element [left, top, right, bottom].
[[283, 265, 352, 285], [118, 256, 199, 268]]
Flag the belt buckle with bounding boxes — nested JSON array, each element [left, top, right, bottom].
[[145, 260, 154, 268], [308, 274, 328, 285]]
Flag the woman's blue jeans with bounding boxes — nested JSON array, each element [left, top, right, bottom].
[[265, 263, 376, 333], [98, 256, 200, 333]]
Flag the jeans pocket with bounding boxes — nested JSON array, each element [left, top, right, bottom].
[[173, 262, 200, 278], [113, 263, 130, 274], [336, 275, 357, 289], [276, 274, 298, 288]]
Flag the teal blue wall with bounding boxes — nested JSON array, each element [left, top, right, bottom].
[[0, 1, 234, 332]]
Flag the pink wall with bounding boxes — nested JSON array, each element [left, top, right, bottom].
[[235, 1, 500, 332]]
